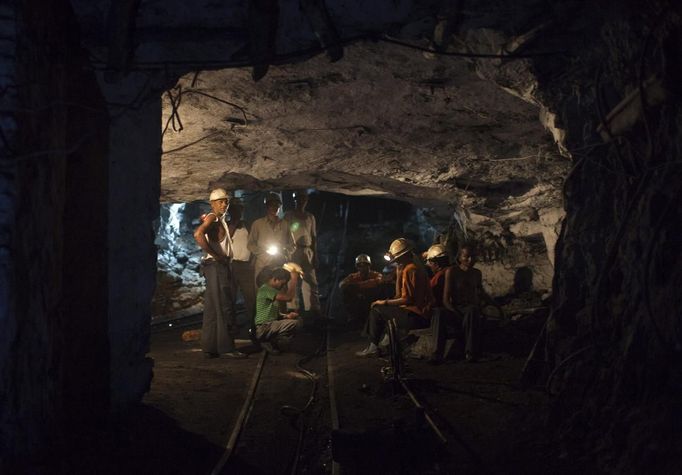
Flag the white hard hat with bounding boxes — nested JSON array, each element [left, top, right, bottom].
[[264, 192, 282, 205], [426, 244, 448, 260], [386, 238, 413, 263], [209, 188, 229, 201], [355, 254, 371, 266]]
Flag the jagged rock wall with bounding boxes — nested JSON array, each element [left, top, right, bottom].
[[152, 190, 554, 323], [453, 0, 682, 471], [547, 7, 682, 470], [101, 75, 160, 409], [0, 0, 109, 465], [7, 0, 679, 470]]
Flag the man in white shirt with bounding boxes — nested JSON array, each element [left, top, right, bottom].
[[283, 190, 321, 317], [227, 198, 257, 333], [247, 192, 296, 288]]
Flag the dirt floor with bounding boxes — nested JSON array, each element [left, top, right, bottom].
[[44, 310, 592, 475]]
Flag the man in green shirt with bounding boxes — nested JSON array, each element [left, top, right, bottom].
[[255, 267, 300, 354]]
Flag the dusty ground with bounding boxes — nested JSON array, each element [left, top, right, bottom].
[[47, 311, 591, 474]]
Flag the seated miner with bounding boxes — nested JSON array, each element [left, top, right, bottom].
[[443, 244, 499, 362], [424, 243, 453, 363], [339, 253, 384, 325], [193, 188, 247, 359], [254, 265, 301, 355], [356, 238, 434, 358]]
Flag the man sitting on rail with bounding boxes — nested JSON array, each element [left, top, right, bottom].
[[355, 238, 434, 358], [254, 265, 301, 355], [339, 253, 384, 327]]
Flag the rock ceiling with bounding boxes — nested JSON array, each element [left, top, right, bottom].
[[160, 41, 569, 215], [70, 0, 571, 219]]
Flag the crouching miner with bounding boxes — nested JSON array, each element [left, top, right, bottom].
[[254, 265, 302, 354], [194, 188, 247, 359]]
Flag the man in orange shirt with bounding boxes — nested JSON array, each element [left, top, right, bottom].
[[339, 254, 383, 325], [356, 238, 434, 357]]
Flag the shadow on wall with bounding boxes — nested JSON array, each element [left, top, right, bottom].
[[514, 266, 534, 294]]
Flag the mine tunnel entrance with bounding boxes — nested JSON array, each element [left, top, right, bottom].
[[5, 1, 681, 473], [141, 46, 567, 470], [146, 190, 557, 472], [151, 190, 555, 326]]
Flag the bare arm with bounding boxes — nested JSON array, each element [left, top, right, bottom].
[[443, 267, 455, 313], [193, 214, 228, 262], [275, 271, 299, 302], [373, 268, 408, 307], [311, 214, 318, 268], [339, 274, 353, 290], [393, 267, 401, 298]]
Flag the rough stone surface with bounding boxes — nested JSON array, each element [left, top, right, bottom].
[[1, 0, 110, 464], [3, 0, 681, 472], [160, 44, 568, 208]]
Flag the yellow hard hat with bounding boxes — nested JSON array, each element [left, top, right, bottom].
[[283, 262, 304, 276], [386, 238, 413, 263], [426, 244, 448, 260]]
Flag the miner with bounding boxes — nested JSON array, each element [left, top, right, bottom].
[[193, 188, 247, 359]]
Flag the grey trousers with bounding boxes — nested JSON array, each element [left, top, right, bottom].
[[255, 319, 301, 342], [232, 260, 256, 329], [288, 247, 320, 312], [201, 261, 237, 354]]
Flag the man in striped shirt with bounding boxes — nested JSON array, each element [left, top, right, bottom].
[[254, 267, 301, 354]]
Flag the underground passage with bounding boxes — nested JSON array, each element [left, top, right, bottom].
[[2, 1, 681, 474]]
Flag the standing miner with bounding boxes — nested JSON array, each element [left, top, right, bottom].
[[247, 192, 296, 287], [283, 189, 322, 317], [193, 188, 247, 359]]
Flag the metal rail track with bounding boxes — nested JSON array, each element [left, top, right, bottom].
[[204, 320, 453, 475], [209, 325, 326, 475], [211, 350, 269, 475]]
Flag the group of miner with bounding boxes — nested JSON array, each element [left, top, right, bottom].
[[195, 188, 498, 364]]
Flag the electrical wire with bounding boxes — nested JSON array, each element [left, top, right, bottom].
[[87, 32, 570, 72], [161, 130, 222, 155], [377, 35, 569, 59]]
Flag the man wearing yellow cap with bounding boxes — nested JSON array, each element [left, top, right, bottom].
[[356, 238, 434, 357]]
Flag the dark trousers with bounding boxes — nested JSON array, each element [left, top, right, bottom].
[[367, 305, 428, 345], [433, 305, 482, 358], [255, 319, 300, 343], [232, 260, 256, 329], [201, 261, 236, 354], [343, 287, 383, 324]]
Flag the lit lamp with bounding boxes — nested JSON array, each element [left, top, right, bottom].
[[384, 253, 392, 262], [266, 244, 280, 256]]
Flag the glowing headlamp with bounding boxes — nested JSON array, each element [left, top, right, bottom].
[[266, 245, 280, 256], [384, 254, 392, 262]]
